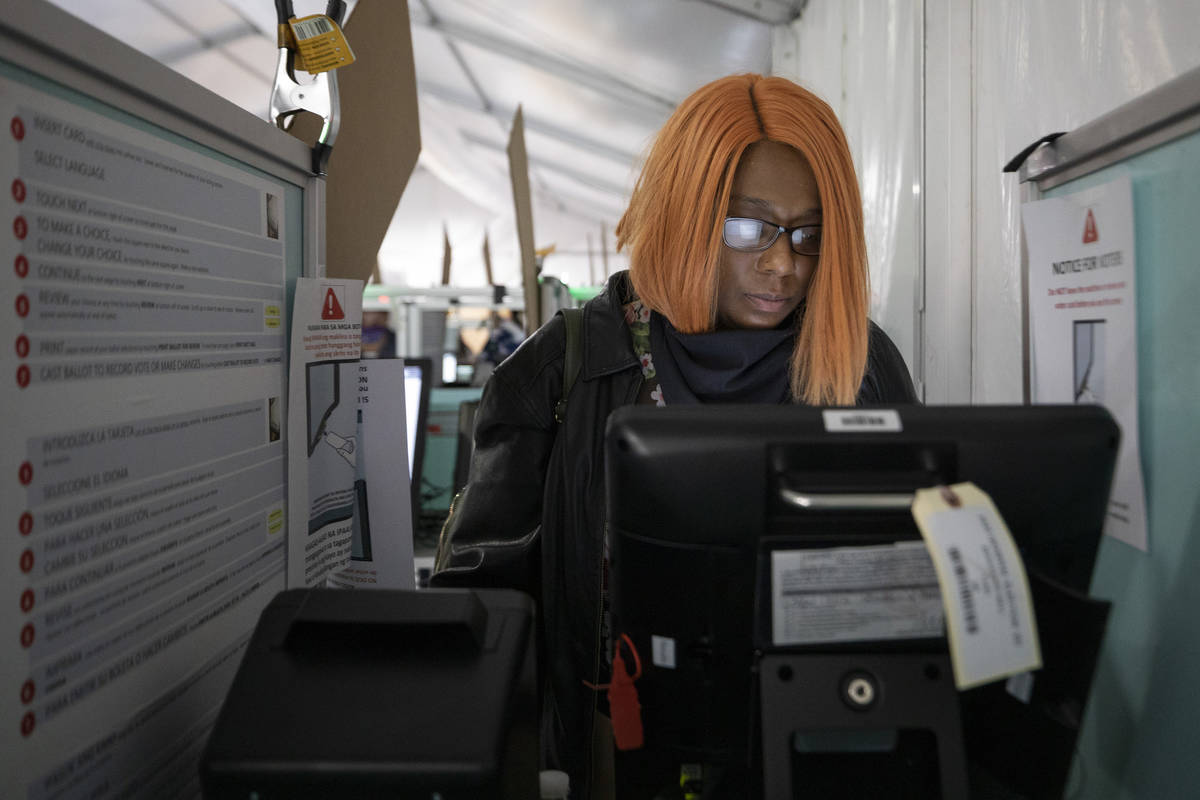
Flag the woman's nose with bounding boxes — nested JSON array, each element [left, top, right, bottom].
[[756, 235, 797, 276]]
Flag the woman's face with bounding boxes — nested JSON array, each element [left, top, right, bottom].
[[715, 141, 821, 330]]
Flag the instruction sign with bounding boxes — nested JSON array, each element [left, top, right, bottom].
[[771, 541, 943, 646], [1023, 176, 1147, 551], [286, 277, 362, 586], [2, 74, 288, 795]]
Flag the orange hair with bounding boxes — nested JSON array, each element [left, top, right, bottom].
[[616, 74, 869, 405]]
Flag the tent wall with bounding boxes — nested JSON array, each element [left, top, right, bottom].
[[775, 0, 1200, 404]]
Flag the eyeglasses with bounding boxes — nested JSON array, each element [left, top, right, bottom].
[[722, 217, 822, 256]]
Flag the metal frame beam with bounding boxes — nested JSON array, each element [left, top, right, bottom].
[[412, 6, 677, 116], [414, 2, 631, 232], [453, 151, 625, 227], [151, 19, 263, 65], [459, 129, 630, 199], [147, 0, 261, 79], [687, 0, 808, 25], [420, 80, 640, 165]]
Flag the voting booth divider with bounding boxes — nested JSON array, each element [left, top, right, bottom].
[[1013, 63, 1200, 798], [0, 2, 540, 795], [2, 2, 340, 795]]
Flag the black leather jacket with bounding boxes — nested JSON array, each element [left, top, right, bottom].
[[431, 270, 917, 796]]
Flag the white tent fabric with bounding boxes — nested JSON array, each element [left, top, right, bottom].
[[44, 0, 790, 289]]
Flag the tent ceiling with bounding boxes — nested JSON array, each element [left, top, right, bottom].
[[42, 0, 803, 287]]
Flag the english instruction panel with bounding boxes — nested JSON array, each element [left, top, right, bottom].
[[2, 74, 289, 797]]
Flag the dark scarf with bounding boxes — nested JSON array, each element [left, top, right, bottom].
[[648, 310, 795, 404]]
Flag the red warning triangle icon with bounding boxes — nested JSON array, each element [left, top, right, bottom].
[[1082, 209, 1099, 244], [321, 287, 345, 319]]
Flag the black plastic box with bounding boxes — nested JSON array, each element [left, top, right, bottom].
[[201, 588, 538, 799]]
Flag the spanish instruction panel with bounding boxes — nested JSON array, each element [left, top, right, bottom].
[[1, 73, 289, 798]]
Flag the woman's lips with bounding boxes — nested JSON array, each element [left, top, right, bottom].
[[745, 293, 791, 313]]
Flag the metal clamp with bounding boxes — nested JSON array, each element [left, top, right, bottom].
[[269, 0, 346, 175]]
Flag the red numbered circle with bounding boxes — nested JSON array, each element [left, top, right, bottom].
[[15, 255, 29, 278], [11, 117, 25, 141], [13, 216, 27, 240], [15, 294, 30, 318], [20, 680, 35, 705], [11, 179, 25, 203], [20, 589, 34, 613], [18, 461, 33, 485], [20, 712, 35, 738], [16, 364, 30, 389], [19, 512, 34, 536], [19, 549, 34, 573], [16, 335, 29, 358], [20, 623, 35, 648]]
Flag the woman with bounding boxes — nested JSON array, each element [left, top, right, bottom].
[[432, 73, 916, 797]]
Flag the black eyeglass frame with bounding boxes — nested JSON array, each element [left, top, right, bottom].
[[721, 216, 822, 256]]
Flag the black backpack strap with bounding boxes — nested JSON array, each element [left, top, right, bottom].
[[554, 307, 584, 424]]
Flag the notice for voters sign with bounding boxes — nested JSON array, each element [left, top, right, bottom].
[[1022, 176, 1147, 551]]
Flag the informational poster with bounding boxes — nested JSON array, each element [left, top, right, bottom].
[[1023, 176, 1148, 551], [327, 358, 415, 589], [2, 76, 288, 795], [286, 277, 362, 586]]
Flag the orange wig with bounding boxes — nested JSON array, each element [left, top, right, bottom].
[[616, 74, 869, 406]]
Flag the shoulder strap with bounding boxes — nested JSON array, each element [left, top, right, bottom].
[[554, 307, 584, 423]]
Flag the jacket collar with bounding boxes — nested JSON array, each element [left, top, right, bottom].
[[580, 270, 640, 380]]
